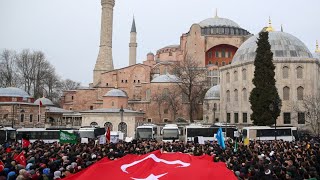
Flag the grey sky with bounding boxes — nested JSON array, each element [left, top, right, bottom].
[[1, 0, 319, 85]]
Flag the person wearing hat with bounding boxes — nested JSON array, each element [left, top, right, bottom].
[[53, 171, 62, 180], [42, 168, 51, 180]]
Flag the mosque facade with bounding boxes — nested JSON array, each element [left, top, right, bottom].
[[59, 0, 320, 133]]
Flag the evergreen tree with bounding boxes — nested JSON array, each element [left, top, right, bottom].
[[249, 31, 281, 126]]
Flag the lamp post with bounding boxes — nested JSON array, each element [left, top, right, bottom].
[[269, 99, 282, 140], [213, 106, 217, 123], [119, 105, 124, 133]]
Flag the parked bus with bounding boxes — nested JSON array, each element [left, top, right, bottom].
[[16, 128, 78, 143], [0, 126, 16, 144], [185, 124, 238, 143], [136, 124, 158, 140], [78, 127, 105, 139], [162, 124, 180, 142], [242, 126, 297, 141]]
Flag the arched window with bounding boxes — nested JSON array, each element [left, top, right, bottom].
[[118, 122, 127, 137], [226, 90, 230, 102], [242, 69, 247, 81], [20, 114, 24, 122], [297, 86, 304, 100], [234, 71, 238, 81], [234, 89, 238, 101], [213, 103, 217, 110], [226, 72, 230, 83], [283, 66, 289, 79], [104, 122, 113, 131], [297, 66, 303, 79], [243, 88, 247, 101], [111, 101, 114, 106], [283, 86, 290, 100], [208, 61, 212, 65], [222, 61, 225, 66], [90, 122, 98, 127], [206, 102, 209, 110]]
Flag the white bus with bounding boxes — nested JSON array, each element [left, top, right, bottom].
[[0, 126, 16, 144], [185, 124, 238, 143], [242, 126, 297, 141], [162, 124, 179, 142], [16, 128, 78, 143], [78, 127, 105, 139], [136, 124, 158, 140]]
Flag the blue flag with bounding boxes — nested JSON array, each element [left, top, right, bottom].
[[216, 127, 226, 150]]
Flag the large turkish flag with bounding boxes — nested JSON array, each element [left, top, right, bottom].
[[64, 150, 236, 180]]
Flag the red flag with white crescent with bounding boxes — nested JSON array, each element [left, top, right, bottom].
[[106, 126, 110, 143], [63, 150, 236, 180], [22, 138, 30, 148], [14, 152, 26, 166]]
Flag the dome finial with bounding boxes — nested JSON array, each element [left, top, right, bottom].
[[316, 40, 320, 53], [266, 16, 274, 32], [214, 8, 218, 18]]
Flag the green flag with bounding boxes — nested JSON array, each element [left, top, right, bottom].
[[234, 140, 238, 153], [59, 130, 77, 144]]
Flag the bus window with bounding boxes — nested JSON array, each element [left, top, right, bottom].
[[242, 129, 247, 138]]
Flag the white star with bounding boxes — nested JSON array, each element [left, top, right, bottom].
[[131, 173, 168, 180]]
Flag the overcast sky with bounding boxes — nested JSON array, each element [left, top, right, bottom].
[[1, 0, 319, 85]]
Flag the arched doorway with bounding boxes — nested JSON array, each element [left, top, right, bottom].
[[104, 122, 113, 131], [118, 122, 127, 137]]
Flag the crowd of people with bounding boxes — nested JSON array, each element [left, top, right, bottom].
[[0, 137, 319, 180]]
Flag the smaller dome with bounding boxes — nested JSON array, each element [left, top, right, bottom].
[[151, 74, 180, 83], [204, 85, 220, 100], [34, 97, 54, 106], [0, 87, 30, 98], [104, 89, 127, 97]]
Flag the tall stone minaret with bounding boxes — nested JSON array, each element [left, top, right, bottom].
[[129, 16, 137, 66], [93, 0, 115, 86]]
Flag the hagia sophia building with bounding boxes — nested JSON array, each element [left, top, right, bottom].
[[1, 0, 320, 137], [58, 0, 320, 134]]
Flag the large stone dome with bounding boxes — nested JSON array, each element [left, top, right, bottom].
[[104, 89, 127, 97], [204, 85, 220, 100], [199, 17, 240, 28], [34, 97, 54, 106], [232, 31, 313, 64], [0, 87, 30, 98]]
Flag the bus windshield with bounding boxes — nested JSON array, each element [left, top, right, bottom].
[[163, 129, 179, 139], [136, 128, 153, 139]]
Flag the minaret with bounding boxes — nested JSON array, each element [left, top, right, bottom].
[[93, 0, 115, 86], [316, 40, 320, 53], [129, 16, 137, 66]]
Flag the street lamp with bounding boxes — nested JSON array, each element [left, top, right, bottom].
[[212, 106, 217, 123], [269, 99, 282, 140], [119, 105, 124, 133]]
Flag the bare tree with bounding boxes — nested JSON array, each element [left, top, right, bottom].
[[60, 79, 81, 91], [0, 50, 18, 87], [152, 88, 166, 122], [172, 54, 208, 122], [164, 87, 181, 122], [15, 49, 35, 95], [292, 94, 320, 137]]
